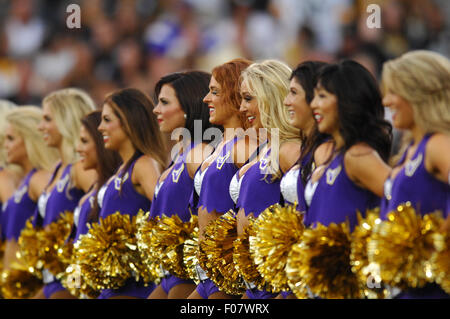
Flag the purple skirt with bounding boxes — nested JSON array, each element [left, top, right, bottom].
[[43, 281, 66, 298], [97, 279, 156, 299], [246, 288, 277, 299], [195, 279, 221, 299], [396, 284, 449, 299], [161, 275, 194, 295]]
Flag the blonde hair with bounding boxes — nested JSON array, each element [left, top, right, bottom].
[[43, 88, 96, 163], [381, 50, 450, 135], [0, 100, 16, 167], [6, 106, 59, 171], [240, 59, 300, 179]]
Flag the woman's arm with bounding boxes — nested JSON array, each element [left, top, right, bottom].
[[72, 161, 98, 193], [28, 169, 51, 202], [344, 143, 392, 197], [425, 133, 450, 184], [132, 155, 162, 201], [186, 143, 214, 179], [278, 141, 301, 173]]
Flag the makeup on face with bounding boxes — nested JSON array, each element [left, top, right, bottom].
[[311, 86, 339, 135], [98, 103, 127, 151], [38, 103, 62, 148], [153, 84, 186, 133], [76, 125, 97, 170], [240, 81, 262, 129], [4, 124, 27, 165]]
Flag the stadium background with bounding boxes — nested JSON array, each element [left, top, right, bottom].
[[0, 0, 448, 109]]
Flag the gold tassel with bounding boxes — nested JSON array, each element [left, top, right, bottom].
[[250, 204, 304, 293], [0, 261, 42, 299], [73, 211, 153, 291], [233, 218, 274, 292], [199, 210, 245, 295], [16, 217, 44, 279], [149, 214, 198, 280], [38, 211, 74, 278], [368, 203, 442, 290], [287, 222, 363, 299]]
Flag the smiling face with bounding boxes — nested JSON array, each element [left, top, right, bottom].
[[284, 77, 315, 131], [97, 103, 128, 151], [239, 81, 262, 130], [203, 76, 230, 126], [4, 123, 27, 166], [76, 125, 98, 170], [38, 103, 62, 148], [382, 91, 415, 130], [310, 85, 339, 135], [153, 84, 186, 133]]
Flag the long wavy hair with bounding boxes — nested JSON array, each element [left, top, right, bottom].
[[42, 88, 97, 164], [289, 61, 331, 184], [82, 111, 122, 223], [211, 58, 253, 129], [317, 60, 392, 163], [240, 59, 299, 180], [104, 88, 167, 178], [154, 70, 221, 143], [6, 106, 59, 172]]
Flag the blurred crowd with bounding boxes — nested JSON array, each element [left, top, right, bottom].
[[0, 0, 448, 107]]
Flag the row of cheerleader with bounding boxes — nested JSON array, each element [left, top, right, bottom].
[[0, 49, 448, 300]]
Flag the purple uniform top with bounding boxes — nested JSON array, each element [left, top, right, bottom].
[[39, 163, 85, 227], [236, 148, 282, 218], [150, 143, 196, 222], [304, 152, 380, 231], [96, 156, 155, 299], [33, 163, 85, 298], [98, 157, 151, 219], [73, 188, 96, 242], [196, 136, 240, 214], [381, 134, 449, 219], [3, 168, 37, 240], [380, 134, 449, 300]]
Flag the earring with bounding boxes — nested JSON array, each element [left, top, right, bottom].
[[184, 114, 187, 119]]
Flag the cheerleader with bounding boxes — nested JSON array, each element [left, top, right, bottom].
[[31, 88, 97, 299], [275, 61, 331, 300], [96, 88, 166, 299], [147, 71, 216, 299], [281, 61, 331, 214], [305, 60, 392, 230], [72, 111, 121, 243], [2, 107, 58, 271], [0, 101, 20, 240], [188, 58, 255, 299], [232, 60, 300, 299], [380, 50, 450, 298]]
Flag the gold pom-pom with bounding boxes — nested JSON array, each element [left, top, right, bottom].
[[349, 209, 386, 299], [233, 218, 273, 292], [432, 229, 450, 293], [73, 211, 148, 290], [16, 217, 44, 279], [199, 211, 245, 295], [250, 204, 304, 293], [150, 214, 198, 280], [135, 210, 164, 285], [287, 222, 363, 299], [60, 263, 100, 299], [38, 211, 74, 277], [368, 203, 442, 290], [1, 263, 42, 299], [183, 232, 199, 284]]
